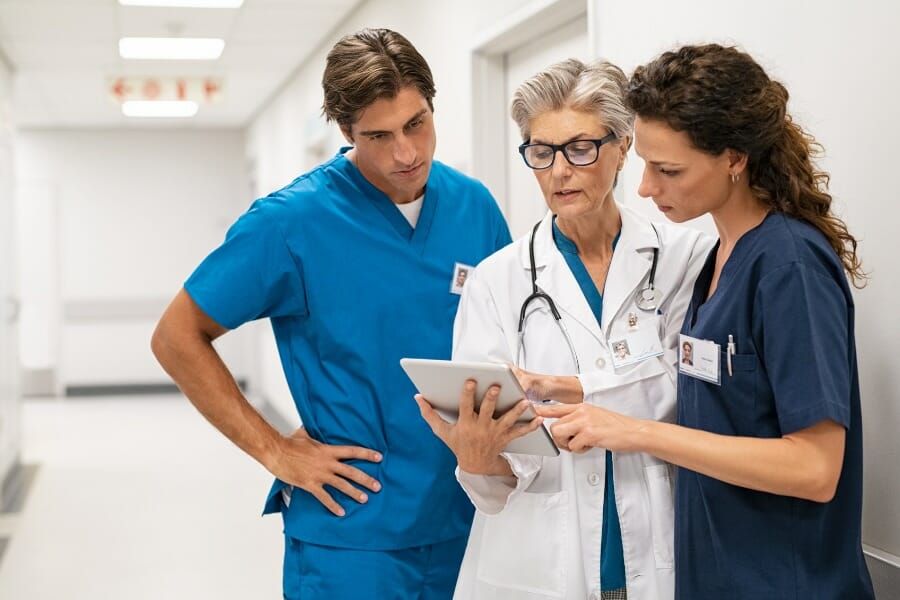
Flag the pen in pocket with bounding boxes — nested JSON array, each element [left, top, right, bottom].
[[727, 334, 735, 376]]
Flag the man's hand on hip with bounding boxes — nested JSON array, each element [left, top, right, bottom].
[[270, 427, 382, 517]]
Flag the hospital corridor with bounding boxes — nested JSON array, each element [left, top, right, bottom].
[[0, 1, 898, 598]]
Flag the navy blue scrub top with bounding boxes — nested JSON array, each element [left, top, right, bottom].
[[675, 212, 874, 599], [185, 148, 511, 550], [552, 219, 626, 592]]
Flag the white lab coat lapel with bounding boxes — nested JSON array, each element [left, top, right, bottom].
[[600, 205, 660, 335], [519, 211, 605, 344]]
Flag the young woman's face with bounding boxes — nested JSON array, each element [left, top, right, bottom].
[[633, 117, 733, 223]]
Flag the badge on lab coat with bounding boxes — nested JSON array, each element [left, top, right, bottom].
[[678, 333, 721, 385], [609, 313, 664, 369]]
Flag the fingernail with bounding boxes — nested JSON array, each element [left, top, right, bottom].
[[466, 380, 476, 390], [359, 493, 368, 503], [373, 481, 382, 492], [336, 508, 345, 517], [373, 452, 382, 461]]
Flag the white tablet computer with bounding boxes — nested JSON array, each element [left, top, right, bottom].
[[400, 358, 559, 457]]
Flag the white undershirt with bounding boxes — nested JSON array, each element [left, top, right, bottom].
[[395, 194, 425, 227]]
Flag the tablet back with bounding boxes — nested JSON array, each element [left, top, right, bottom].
[[400, 358, 559, 457]]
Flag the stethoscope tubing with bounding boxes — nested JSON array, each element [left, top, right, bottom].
[[516, 218, 662, 373]]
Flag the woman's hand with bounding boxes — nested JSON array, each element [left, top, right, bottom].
[[415, 380, 543, 476], [534, 403, 648, 453], [508, 364, 583, 404]]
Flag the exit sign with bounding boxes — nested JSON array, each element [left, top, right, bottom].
[[108, 77, 223, 103]]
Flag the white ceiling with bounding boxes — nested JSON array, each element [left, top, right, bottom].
[[0, 0, 362, 128]]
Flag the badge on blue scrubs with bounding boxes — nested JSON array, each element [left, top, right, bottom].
[[450, 262, 474, 295], [679, 333, 721, 385]]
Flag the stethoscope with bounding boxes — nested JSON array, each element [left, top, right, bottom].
[[515, 219, 663, 373]]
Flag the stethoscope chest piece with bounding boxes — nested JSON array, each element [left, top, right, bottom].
[[636, 286, 662, 312]]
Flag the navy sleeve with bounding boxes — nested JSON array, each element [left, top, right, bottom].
[[184, 198, 308, 330], [755, 262, 851, 434]]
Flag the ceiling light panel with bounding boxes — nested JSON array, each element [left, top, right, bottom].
[[122, 100, 199, 118], [119, 37, 225, 60], [118, 1, 244, 7]]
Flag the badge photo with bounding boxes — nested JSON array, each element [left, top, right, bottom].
[[679, 333, 721, 385], [450, 262, 474, 295]]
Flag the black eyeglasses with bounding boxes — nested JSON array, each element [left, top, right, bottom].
[[518, 132, 618, 170]]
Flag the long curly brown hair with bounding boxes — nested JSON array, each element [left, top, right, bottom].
[[627, 44, 866, 287]]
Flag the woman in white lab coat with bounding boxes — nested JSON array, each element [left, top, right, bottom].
[[416, 59, 713, 600]]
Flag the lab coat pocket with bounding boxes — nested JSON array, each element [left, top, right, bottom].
[[476, 490, 568, 597], [644, 464, 675, 568]]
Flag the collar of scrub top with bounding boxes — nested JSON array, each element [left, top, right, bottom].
[[516, 205, 663, 340], [337, 146, 437, 250]]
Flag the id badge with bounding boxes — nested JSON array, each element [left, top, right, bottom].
[[609, 313, 664, 368], [679, 333, 720, 385], [450, 262, 474, 295]]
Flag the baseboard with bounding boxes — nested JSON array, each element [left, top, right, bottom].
[[65, 379, 247, 397], [864, 544, 900, 600], [1, 460, 39, 514]]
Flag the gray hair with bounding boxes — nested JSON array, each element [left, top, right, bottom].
[[510, 58, 634, 146]]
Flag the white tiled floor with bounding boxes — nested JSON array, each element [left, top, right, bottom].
[[0, 395, 284, 599]]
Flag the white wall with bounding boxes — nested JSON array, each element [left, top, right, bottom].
[[0, 52, 21, 493], [14, 129, 255, 390], [590, 0, 900, 564], [245, 0, 523, 422]]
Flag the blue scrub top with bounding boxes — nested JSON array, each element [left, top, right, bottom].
[[552, 219, 626, 592], [185, 148, 511, 550], [675, 212, 874, 599]]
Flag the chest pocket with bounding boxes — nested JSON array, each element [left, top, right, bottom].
[[719, 349, 764, 434], [606, 314, 664, 369]]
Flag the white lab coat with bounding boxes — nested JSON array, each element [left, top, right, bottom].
[[451, 204, 714, 600]]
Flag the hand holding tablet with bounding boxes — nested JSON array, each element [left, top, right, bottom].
[[401, 358, 559, 457]]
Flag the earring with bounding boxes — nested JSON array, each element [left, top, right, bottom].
[[731, 173, 739, 184]]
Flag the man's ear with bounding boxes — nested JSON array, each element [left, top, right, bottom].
[[340, 124, 354, 145]]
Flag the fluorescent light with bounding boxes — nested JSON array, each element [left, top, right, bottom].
[[122, 100, 199, 118], [119, 37, 225, 60], [119, 0, 243, 7]]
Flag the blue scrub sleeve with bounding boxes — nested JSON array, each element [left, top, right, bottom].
[[494, 216, 512, 251], [755, 262, 851, 434], [185, 199, 308, 330]]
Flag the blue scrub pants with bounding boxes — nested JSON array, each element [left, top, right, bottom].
[[282, 535, 468, 599]]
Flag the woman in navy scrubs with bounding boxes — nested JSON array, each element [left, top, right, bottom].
[[537, 44, 875, 599]]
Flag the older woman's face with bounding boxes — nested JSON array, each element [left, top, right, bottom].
[[529, 108, 626, 223]]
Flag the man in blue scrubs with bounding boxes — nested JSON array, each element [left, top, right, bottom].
[[151, 28, 511, 599]]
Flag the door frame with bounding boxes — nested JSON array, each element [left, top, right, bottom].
[[470, 0, 591, 216]]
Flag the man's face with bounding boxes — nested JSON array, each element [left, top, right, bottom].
[[343, 86, 436, 205]]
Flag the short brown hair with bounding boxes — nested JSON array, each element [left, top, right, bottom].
[[322, 28, 436, 127]]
